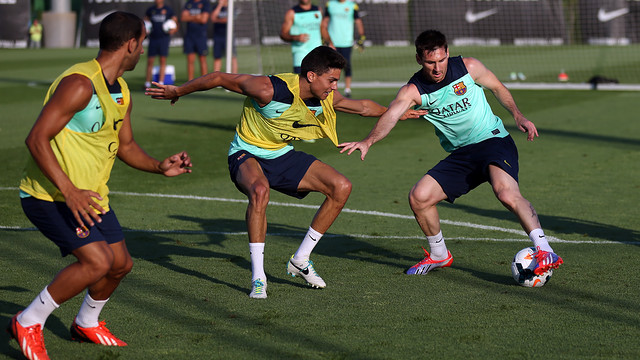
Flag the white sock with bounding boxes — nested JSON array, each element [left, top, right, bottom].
[[293, 227, 323, 262], [75, 292, 108, 328], [18, 286, 59, 328], [530, 228, 554, 252], [249, 242, 266, 281], [427, 231, 448, 260], [144, 81, 151, 88]]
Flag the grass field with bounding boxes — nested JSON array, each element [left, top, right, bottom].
[[1, 48, 640, 359]]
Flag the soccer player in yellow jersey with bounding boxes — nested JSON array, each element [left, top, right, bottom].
[[8, 12, 192, 360], [146, 46, 424, 299]]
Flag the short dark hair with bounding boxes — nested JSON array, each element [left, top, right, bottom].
[[415, 30, 448, 59], [300, 46, 347, 77], [99, 11, 144, 51]]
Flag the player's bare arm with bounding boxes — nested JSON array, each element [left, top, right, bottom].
[[464, 57, 538, 141], [338, 84, 422, 160], [117, 99, 192, 176], [25, 74, 106, 227], [333, 90, 426, 119], [146, 72, 274, 106], [280, 9, 308, 42]]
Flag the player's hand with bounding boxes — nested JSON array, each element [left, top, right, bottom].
[[515, 115, 538, 141], [297, 33, 309, 43], [338, 141, 371, 161], [159, 151, 193, 176], [399, 108, 427, 120], [145, 82, 180, 105], [354, 35, 366, 53], [64, 188, 105, 229]]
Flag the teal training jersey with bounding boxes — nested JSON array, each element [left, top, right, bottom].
[[325, 0, 359, 48], [290, 5, 323, 67], [409, 56, 508, 152]]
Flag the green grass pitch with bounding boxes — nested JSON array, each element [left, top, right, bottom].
[[1, 48, 639, 359]]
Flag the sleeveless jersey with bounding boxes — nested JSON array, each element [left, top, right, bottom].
[[19, 59, 130, 213], [234, 73, 338, 151], [408, 56, 508, 152], [290, 5, 323, 67], [325, 0, 360, 48]]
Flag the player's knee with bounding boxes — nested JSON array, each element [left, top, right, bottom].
[[248, 182, 270, 208], [331, 176, 352, 204], [408, 186, 434, 211], [495, 189, 521, 211], [109, 256, 133, 280]]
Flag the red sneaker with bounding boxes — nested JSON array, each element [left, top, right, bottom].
[[70, 318, 127, 346], [406, 248, 453, 275], [6, 312, 50, 360], [534, 247, 564, 275]]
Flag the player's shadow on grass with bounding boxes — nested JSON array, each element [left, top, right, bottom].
[[449, 202, 640, 244], [148, 215, 419, 288]]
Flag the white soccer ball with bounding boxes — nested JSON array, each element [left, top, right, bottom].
[[162, 19, 177, 33], [511, 247, 553, 287]]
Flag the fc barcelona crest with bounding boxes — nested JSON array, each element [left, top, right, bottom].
[[452, 82, 467, 96]]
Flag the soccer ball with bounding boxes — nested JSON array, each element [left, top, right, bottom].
[[511, 247, 552, 287], [162, 19, 177, 33]]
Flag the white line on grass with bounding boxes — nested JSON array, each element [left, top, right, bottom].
[[1, 187, 635, 245]]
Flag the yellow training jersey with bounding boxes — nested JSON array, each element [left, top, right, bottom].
[[236, 73, 338, 150], [19, 59, 130, 213]]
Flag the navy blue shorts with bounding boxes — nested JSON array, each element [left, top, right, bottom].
[[21, 197, 124, 257], [148, 36, 170, 57], [228, 150, 317, 199], [427, 135, 520, 203], [183, 34, 208, 56], [335, 47, 352, 77], [213, 35, 236, 59]]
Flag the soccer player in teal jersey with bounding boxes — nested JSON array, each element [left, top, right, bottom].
[[280, 0, 326, 74], [339, 30, 563, 277], [322, 0, 365, 97]]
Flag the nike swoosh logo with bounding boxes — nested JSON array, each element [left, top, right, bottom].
[[465, 8, 498, 23], [292, 121, 319, 128], [89, 11, 115, 25], [275, 109, 285, 114], [291, 262, 310, 275], [597, 8, 629, 22], [39, 295, 45, 304], [309, 235, 318, 242], [428, 99, 437, 106]]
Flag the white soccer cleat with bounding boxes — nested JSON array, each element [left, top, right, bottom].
[[249, 278, 267, 299], [286, 255, 326, 288]]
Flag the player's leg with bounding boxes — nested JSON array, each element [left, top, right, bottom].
[[70, 239, 131, 346], [488, 165, 563, 273], [286, 160, 352, 288], [145, 55, 155, 88], [198, 54, 208, 77], [158, 56, 167, 85], [186, 53, 196, 81], [405, 174, 453, 274], [233, 156, 270, 298]]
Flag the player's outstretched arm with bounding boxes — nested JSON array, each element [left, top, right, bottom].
[[145, 72, 274, 105], [338, 84, 422, 160], [464, 57, 538, 141], [332, 90, 426, 119], [117, 99, 192, 176]]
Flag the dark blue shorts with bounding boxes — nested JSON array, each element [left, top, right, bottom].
[[21, 197, 124, 257], [427, 135, 520, 203], [148, 36, 170, 57], [183, 34, 208, 56], [213, 35, 236, 59], [335, 47, 352, 76], [228, 149, 317, 199]]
